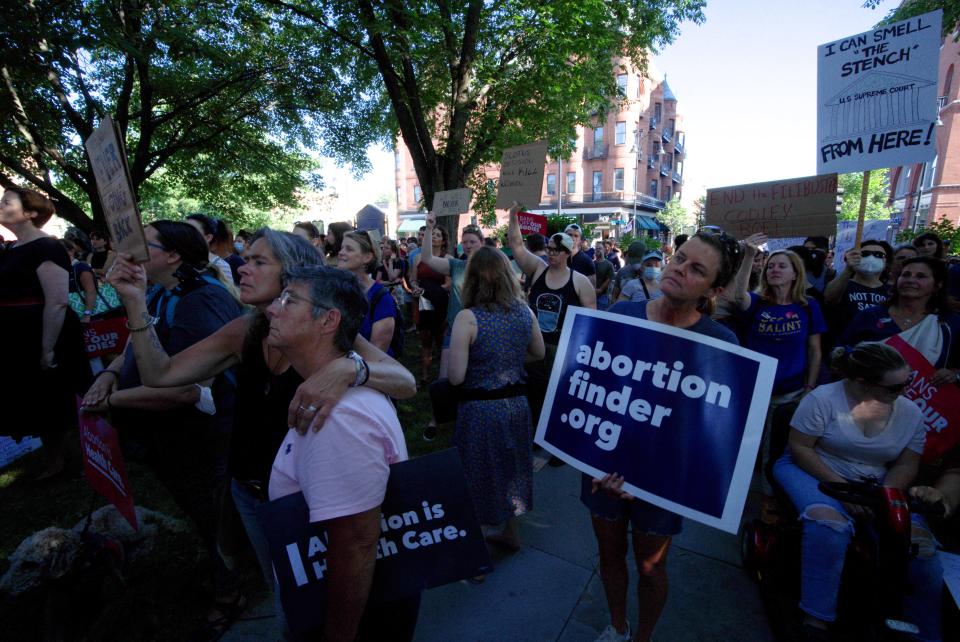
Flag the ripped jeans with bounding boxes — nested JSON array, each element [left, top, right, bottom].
[[773, 452, 943, 642]]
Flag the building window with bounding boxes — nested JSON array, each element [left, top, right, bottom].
[[651, 140, 660, 158], [617, 73, 628, 96], [593, 171, 603, 198], [566, 172, 576, 195], [895, 167, 911, 198], [547, 173, 557, 195], [635, 76, 643, 98], [663, 185, 672, 201], [945, 64, 954, 99], [614, 168, 624, 191], [593, 126, 603, 146], [654, 102, 662, 122], [615, 121, 626, 146], [649, 180, 658, 199], [668, 118, 675, 136], [413, 184, 422, 205]]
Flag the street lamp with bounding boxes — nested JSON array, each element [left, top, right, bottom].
[[630, 126, 643, 229]]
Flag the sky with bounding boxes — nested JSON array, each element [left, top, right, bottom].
[[320, 0, 902, 216]]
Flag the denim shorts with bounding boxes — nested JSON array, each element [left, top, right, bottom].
[[579, 473, 683, 536]]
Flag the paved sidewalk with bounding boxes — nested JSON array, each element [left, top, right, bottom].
[[224, 461, 774, 642]]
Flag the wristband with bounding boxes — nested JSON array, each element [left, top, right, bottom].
[[346, 351, 367, 388], [83, 309, 93, 316], [126, 315, 159, 332]]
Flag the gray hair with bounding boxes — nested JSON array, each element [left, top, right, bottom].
[[248, 228, 323, 282], [285, 265, 368, 352]]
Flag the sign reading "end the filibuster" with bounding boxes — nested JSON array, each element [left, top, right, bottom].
[[534, 308, 777, 533]]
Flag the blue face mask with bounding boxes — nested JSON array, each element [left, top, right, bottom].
[[643, 266, 661, 281], [234, 241, 245, 253]]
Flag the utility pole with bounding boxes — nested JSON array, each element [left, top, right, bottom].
[[557, 156, 563, 218]]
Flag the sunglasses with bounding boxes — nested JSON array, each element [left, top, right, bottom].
[[861, 250, 886, 259], [873, 379, 909, 394]]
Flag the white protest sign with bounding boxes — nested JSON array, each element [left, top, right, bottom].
[[832, 219, 893, 271], [495, 140, 548, 209], [942, 551, 960, 608], [84, 116, 149, 262], [817, 10, 942, 174], [433, 188, 472, 217]]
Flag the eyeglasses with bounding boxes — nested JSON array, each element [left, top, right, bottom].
[[861, 250, 886, 259], [546, 246, 567, 255], [276, 290, 325, 312]]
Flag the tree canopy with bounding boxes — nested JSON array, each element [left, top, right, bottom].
[[837, 169, 895, 221]]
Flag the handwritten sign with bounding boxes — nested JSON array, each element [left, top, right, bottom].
[[433, 188, 473, 217], [534, 308, 775, 533], [495, 140, 549, 209], [84, 116, 148, 262], [832, 218, 893, 271], [705, 174, 839, 239], [78, 401, 138, 530], [518, 211, 548, 236], [817, 10, 942, 174]]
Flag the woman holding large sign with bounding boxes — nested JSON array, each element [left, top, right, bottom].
[[588, 231, 741, 642]]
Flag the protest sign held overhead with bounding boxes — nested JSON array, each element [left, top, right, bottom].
[[78, 401, 138, 531], [518, 211, 548, 236], [495, 140, 549, 209], [817, 10, 942, 174], [259, 449, 491, 635], [433, 188, 473, 217], [534, 308, 776, 534], [84, 116, 149, 262], [705, 174, 838, 239]]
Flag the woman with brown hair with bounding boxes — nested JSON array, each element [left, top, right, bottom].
[[339, 230, 399, 355], [0, 187, 91, 478], [448, 246, 544, 551], [409, 223, 452, 383]]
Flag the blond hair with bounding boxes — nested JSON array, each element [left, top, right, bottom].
[[761, 250, 808, 305]]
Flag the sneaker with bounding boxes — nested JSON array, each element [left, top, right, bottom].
[[423, 424, 437, 442], [594, 623, 631, 642]]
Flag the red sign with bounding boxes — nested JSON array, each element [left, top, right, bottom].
[[83, 316, 129, 358], [885, 335, 960, 462], [78, 400, 138, 530], [518, 211, 547, 236]]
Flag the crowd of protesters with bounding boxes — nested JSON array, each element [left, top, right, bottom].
[[3, 184, 960, 642]]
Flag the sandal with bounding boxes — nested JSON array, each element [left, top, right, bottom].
[[190, 593, 248, 641]]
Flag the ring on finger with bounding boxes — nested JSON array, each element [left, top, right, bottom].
[[306, 404, 317, 413]]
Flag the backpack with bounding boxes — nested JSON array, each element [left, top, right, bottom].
[[368, 286, 405, 356]]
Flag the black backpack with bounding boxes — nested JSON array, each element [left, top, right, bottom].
[[368, 286, 405, 356]]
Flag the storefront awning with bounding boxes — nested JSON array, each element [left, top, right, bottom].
[[397, 218, 425, 234], [636, 215, 660, 230]]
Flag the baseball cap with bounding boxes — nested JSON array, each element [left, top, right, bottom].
[[550, 233, 575, 253], [642, 250, 664, 263], [564, 223, 582, 235], [626, 241, 647, 260]]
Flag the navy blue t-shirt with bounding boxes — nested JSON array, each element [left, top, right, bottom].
[[739, 292, 827, 394], [359, 282, 398, 356], [609, 300, 739, 345], [842, 305, 960, 369], [570, 251, 596, 278]]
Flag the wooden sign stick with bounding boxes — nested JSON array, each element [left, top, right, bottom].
[[853, 170, 870, 250]]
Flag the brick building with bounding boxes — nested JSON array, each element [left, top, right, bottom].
[[393, 58, 684, 240], [887, 27, 960, 230]]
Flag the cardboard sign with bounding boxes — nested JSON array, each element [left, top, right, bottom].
[[518, 211, 548, 236], [534, 308, 776, 533], [832, 218, 893, 271], [817, 10, 942, 174], [495, 140, 549, 209], [84, 117, 148, 262], [259, 448, 492, 635], [433, 188, 473, 217], [82, 316, 129, 358], [705, 174, 839, 239], [885, 334, 960, 462], [78, 401, 138, 530]]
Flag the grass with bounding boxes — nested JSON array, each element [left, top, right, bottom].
[[0, 332, 445, 640]]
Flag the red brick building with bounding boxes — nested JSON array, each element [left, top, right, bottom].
[[393, 58, 684, 240], [887, 27, 960, 230]]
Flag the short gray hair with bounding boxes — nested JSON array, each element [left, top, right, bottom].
[[285, 265, 368, 352]]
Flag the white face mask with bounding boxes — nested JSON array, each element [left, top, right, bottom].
[[643, 267, 661, 281], [857, 255, 884, 275]]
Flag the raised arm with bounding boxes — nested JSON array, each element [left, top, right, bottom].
[[723, 233, 765, 312], [824, 249, 858, 305], [506, 202, 546, 278], [421, 213, 452, 275]]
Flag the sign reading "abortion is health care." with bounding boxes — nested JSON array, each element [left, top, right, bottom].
[[534, 308, 776, 533]]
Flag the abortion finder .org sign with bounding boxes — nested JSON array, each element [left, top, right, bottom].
[[534, 308, 776, 533]]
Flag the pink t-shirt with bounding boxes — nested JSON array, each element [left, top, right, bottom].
[[268, 388, 408, 522]]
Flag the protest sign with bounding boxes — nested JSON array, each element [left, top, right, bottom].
[[82, 317, 129, 358], [433, 188, 473, 217], [705, 174, 838, 239], [534, 308, 776, 533], [942, 552, 960, 608], [259, 448, 491, 635], [355, 204, 386, 234], [78, 401, 138, 530], [84, 116, 149, 262], [495, 140, 549, 209], [518, 211, 548, 236], [817, 10, 942, 174], [884, 335, 960, 462], [832, 218, 892, 271]]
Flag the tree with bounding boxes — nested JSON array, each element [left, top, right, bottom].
[[864, 0, 959, 38], [657, 195, 690, 235], [0, 0, 371, 231], [269, 0, 705, 239], [692, 194, 706, 229], [896, 218, 960, 250], [837, 170, 895, 221]]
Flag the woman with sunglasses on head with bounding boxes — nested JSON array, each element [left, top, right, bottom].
[[339, 231, 399, 355], [842, 256, 960, 389], [773, 342, 941, 641], [100, 228, 416, 635], [588, 230, 742, 642]]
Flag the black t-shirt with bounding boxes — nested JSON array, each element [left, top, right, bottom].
[[68, 261, 94, 294], [569, 251, 595, 278], [225, 253, 245, 286], [828, 281, 889, 336]]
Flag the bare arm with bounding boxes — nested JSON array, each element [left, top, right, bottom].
[[78, 269, 98, 316], [108, 384, 201, 412], [421, 213, 452, 275], [788, 429, 846, 484], [447, 309, 477, 386], [573, 271, 597, 310], [527, 307, 545, 361], [506, 203, 546, 278], [37, 261, 69, 368], [805, 334, 822, 390], [911, 468, 960, 517], [824, 250, 858, 304], [723, 233, 764, 311], [369, 317, 395, 353], [884, 448, 921, 490], [323, 505, 381, 642]]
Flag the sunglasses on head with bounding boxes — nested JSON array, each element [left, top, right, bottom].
[[861, 250, 886, 259]]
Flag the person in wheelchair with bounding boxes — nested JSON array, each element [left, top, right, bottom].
[[773, 341, 943, 641]]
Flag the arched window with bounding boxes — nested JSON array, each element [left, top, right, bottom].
[[944, 64, 954, 99]]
